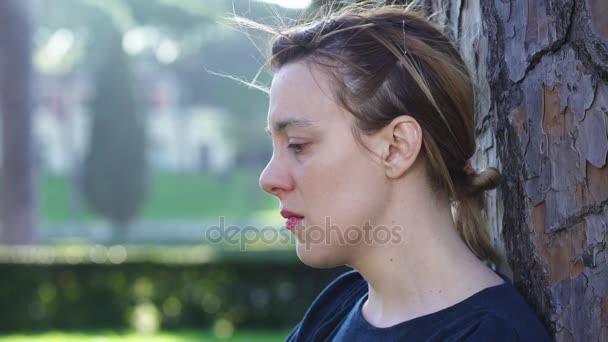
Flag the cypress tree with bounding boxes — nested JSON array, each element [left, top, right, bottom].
[[83, 29, 147, 242]]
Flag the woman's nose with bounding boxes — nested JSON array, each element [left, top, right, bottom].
[[259, 156, 293, 197]]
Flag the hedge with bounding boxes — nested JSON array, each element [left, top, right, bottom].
[[0, 246, 348, 332]]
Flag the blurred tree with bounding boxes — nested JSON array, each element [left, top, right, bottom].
[[82, 28, 147, 242], [35, 0, 224, 72], [36, 0, 313, 177], [0, 0, 38, 244], [33, 0, 226, 229]]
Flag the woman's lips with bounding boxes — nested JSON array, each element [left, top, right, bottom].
[[280, 209, 304, 230], [285, 216, 304, 230]]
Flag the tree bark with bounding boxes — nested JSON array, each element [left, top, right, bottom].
[[0, 0, 38, 244], [422, 0, 608, 340]]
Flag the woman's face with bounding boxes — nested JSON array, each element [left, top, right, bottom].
[[259, 61, 390, 268]]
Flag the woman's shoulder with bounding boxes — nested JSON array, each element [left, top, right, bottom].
[[458, 312, 533, 341], [464, 270, 552, 341], [452, 311, 552, 342]]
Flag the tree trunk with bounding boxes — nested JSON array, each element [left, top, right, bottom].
[[422, 0, 608, 340], [0, 0, 38, 244]]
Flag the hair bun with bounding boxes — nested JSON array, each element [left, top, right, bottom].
[[470, 166, 502, 193]]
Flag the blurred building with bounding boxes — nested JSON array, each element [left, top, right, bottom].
[[32, 69, 235, 175], [147, 72, 235, 174]]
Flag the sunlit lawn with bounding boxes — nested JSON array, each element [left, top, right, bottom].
[[41, 170, 277, 223], [0, 330, 289, 342]]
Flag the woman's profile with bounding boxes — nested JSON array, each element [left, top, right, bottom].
[[249, 2, 552, 341]]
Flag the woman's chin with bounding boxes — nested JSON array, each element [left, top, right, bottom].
[[295, 240, 344, 268]]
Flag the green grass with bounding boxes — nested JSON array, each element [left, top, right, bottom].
[[0, 330, 289, 342], [40, 170, 278, 224], [41, 174, 96, 222]]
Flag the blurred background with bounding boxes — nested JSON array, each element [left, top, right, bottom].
[[0, 0, 347, 340]]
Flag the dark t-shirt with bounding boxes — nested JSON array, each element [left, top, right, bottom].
[[286, 268, 553, 341]]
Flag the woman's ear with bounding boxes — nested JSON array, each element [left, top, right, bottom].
[[380, 115, 422, 179]]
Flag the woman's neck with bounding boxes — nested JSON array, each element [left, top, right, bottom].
[[349, 189, 504, 328]]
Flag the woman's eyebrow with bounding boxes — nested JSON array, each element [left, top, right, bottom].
[[265, 118, 318, 136]]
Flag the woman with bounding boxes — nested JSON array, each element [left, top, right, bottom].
[[256, 3, 552, 341]]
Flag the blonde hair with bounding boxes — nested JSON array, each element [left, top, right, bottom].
[[241, 2, 502, 265]]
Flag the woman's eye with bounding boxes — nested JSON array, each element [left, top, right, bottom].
[[287, 143, 306, 154]]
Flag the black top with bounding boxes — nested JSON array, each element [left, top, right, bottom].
[[286, 268, 553, 341]]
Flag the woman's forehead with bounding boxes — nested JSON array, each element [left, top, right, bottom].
[[270, 62, 332, 102], [268, 62, 345, 127]]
